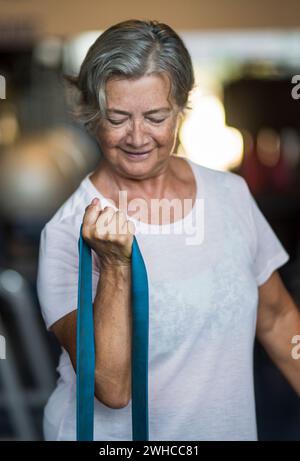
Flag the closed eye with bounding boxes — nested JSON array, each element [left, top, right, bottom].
[[107, 117, 167, 126], [107, 118, 127, 125], [147, 118, 166, 124]]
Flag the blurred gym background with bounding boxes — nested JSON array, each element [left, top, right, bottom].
[[0, 0, 300, 440]]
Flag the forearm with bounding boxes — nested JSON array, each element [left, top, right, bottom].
[[258, 302, 300, 397], [93, 264, 132, 408]]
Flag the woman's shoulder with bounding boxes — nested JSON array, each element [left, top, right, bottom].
[[42, 175, 93, 237], [183, 157, 249, 196]]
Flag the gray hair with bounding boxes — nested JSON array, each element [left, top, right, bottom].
[[65, 19, 195, 135]]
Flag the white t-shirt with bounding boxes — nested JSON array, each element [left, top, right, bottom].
[[36, 157, 289, 441]]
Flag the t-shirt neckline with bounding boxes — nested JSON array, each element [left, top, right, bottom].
[[82, 156, 201, 232]]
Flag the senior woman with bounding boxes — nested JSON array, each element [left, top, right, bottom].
[[37, 19, 300, 441]]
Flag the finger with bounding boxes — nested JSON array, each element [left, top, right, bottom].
[[114, 210, 128, 235], [96, 207, 116, 235], [105, 210, 127, 236], [83, 197, 103, 226]]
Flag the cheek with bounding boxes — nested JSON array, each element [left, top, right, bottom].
[[97, 127, 125, 148], [156, 122, 178, 145], [97, 118, 178, 148]]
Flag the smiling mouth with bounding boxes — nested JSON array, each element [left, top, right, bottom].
[[122, 149, 153, 156]]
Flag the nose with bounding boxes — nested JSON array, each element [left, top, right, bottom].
[[126, 118, 150, 149]]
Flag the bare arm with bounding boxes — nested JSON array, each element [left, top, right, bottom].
[[256, 270, 300, 396], [92, 263, 132, 408], [51, 197, 135, 409]]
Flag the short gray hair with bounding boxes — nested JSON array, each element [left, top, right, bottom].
[[65, 19, 195, 135]]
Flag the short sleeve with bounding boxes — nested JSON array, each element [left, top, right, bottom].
[[36, 218, 100, 331], [244, 181, 290, 286]]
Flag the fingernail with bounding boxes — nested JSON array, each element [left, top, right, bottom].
[[91, 197, 99, 205]]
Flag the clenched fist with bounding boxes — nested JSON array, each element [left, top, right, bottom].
[[81, 197, 136, 269]]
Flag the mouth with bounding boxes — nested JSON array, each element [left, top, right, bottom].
[[121, 148, 153, 159]]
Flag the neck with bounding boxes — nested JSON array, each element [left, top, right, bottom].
[[92, 155, 177, 200]]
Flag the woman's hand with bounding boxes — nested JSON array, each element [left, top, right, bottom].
[[82, 197, 136, 269]]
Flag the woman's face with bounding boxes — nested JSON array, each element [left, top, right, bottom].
[[95, 73, 182, 179]]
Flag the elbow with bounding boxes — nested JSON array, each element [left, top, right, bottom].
[[95, 389, 131, 409], [94, 373, 131, 409], [104, 398, 131, 410]]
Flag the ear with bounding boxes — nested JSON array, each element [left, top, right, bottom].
[[174, 109, 185, 128], [177, 107, 186, 120]]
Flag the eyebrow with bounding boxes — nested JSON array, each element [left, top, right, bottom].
[[106, 107, 172, 116]]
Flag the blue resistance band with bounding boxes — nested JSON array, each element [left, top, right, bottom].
[[76, 224, 149, 441]]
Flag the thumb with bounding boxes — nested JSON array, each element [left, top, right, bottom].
[[83, 197, 103, 226]]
